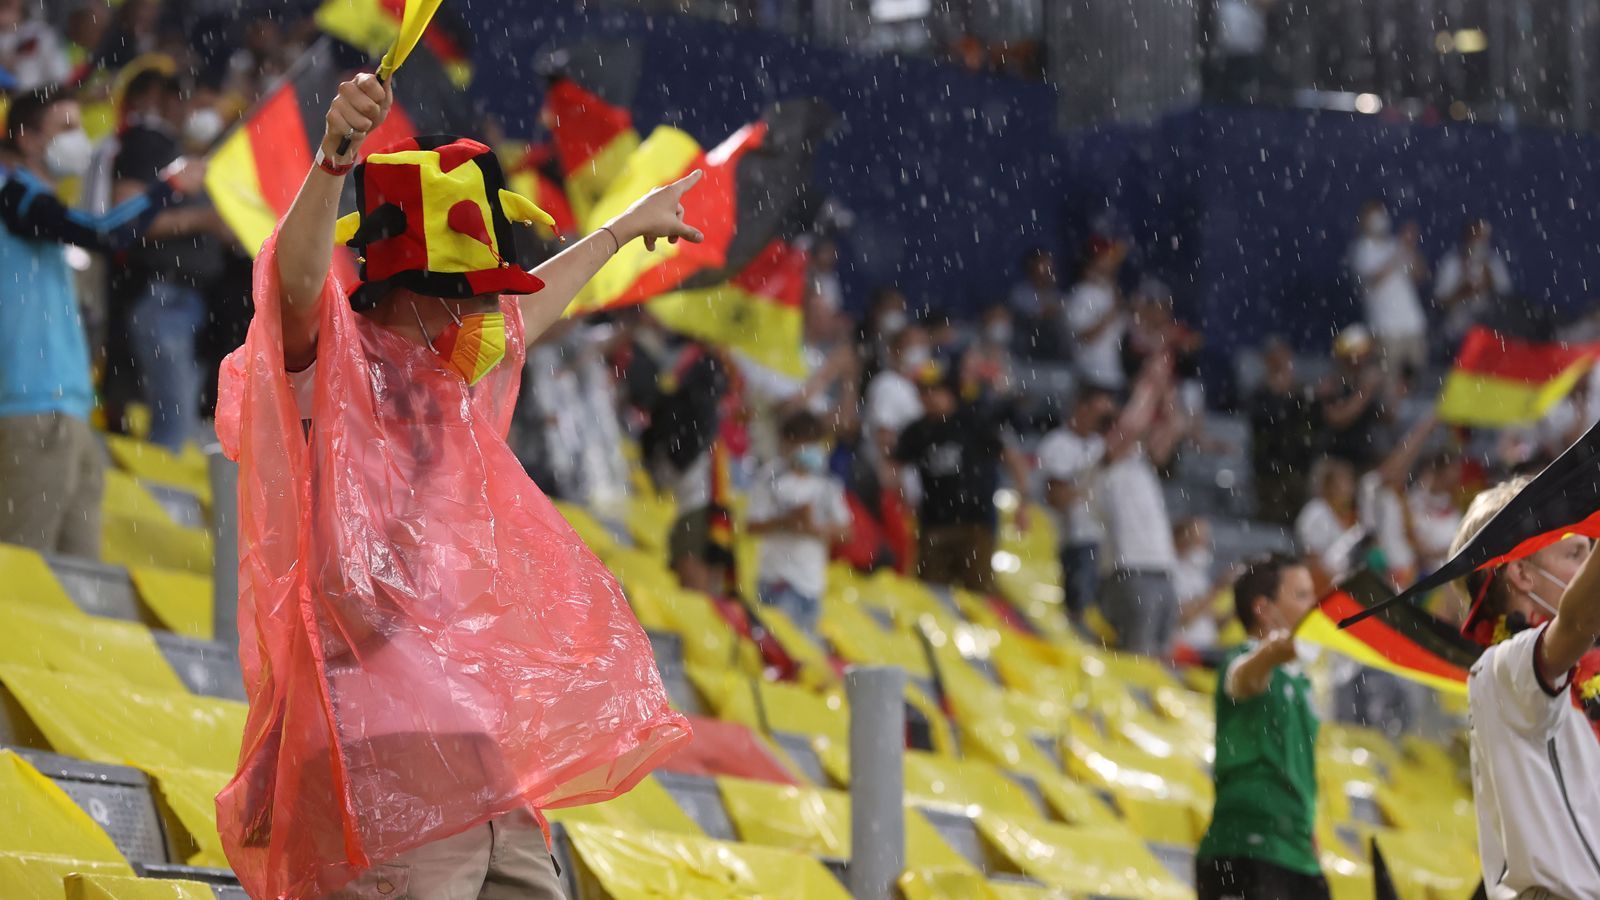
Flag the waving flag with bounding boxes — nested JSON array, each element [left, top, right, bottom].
[[538, 41, 642, 224], [315, 0, 473, 86], [565, 99, 834, 317], [1302, 570, 1475, 695], [649, 237, 810, 378], [1436, 327, 1599, 427], [205, 39, 476, 259], [1340, 417, 1600, 629]]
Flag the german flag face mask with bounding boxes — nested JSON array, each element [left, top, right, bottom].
[[413, 299, 507, 385]]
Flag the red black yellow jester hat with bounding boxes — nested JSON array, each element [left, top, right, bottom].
[[334, 135, 557, 310]]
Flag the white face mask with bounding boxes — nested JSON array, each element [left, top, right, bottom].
[[902, 345, 930, 371], [43, 128, 93, 180], [183, 108, 225, 148], [985, 322, 1013, 346], [1529, 564, 1569, 616], [879, 311, 908, 335], [1363, 210, 1391, 236]]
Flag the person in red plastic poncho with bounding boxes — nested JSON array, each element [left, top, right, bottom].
[[213, 72, 698, 898]]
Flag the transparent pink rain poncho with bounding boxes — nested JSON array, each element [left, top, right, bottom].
[[214, 233, 691, 898]]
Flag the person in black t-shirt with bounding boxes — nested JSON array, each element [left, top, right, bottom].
[[1249, 337, 1316, 525], [111, 68, 226, 450], [893, 362, 1031, 593]]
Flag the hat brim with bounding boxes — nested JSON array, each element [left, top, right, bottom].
[[349, 267, 546, 311]]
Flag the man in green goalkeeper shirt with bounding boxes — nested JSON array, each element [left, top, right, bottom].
[[1196, 554, 1328, 899]]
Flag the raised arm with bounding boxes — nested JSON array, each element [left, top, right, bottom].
[[276, 73, 392, 370], [0, 162, 200, 253], [1542, 547, 1600, 683], [518, 170, 705, 341]]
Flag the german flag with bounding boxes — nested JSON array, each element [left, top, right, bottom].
[[314, 0, 474, 87], [648, 237, 810, 378], [205, 38, 477, 264], [566, 99, 834, 317], [1340, 415, 1600, 630], [1300, 570, 1476, 695], [1436, 326, 1599, 426], [538, 41, 642, 225]]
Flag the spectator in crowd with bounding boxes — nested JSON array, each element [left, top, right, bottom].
[[63, 3, 112, 76], [1037, 382, 1115, 623], [1122, 276, 1204, 413], [1174, 515, 1230, 658], [865, 325, 930, 465], [747, 410, 851, 636], [1434, 217, 1511, 353], [95, 0, 163, 71], [643, 341, 738, 594], [1534, 365, 1600, 460], [1407, 449, 1464, 577], [1066, 235, 1129, 389], [1348, 199, 1428, 380], [804, 232, 844, 330], [1197, 554, 1327, 900], [1207, 0, 1276, 103], [1356, 412, 1438, 590], [1009, 246, 1065, 358], [1249, 337, 1315, 524], [858, 284, 911, 384], [1315, 324, 1391, 468], [1295, 456, 1362, 591], [113, 68, 228, 450], [0, 86, 201, 556], [893, 362, 1031, 593], [1449, 477, 1600, 900], [1098, 354, 1187, 656], [0, 0, 71, 91], [962, 304, 1018, 403]]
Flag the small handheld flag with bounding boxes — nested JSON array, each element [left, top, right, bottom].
[[334, 0, 445, 155]]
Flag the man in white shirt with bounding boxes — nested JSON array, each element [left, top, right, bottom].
[[748, 410, 851, 636], [1348, 200, 1428, 380], [1450, 478, 1600, 900], [1037, 383, 1115, 623], [1066, 237, 1129, 389]]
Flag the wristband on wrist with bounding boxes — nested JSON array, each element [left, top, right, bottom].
[[315, 147, 355, 176], [598, 225, 623, 253]]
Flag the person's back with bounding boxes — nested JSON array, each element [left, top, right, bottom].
[[1196, 556, 1326, 899], [1449, 479, 1600, 900]]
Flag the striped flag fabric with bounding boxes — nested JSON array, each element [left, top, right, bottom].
[[648, 237, 810, 378], [204, 38, 477, 263], [1301, 570, 1476, 695], [1435, 326, 1599, 426], [313, 0, 474, 87], [565, 99, 834, 317], [538, 41, 642, 225], [1340, 414, 1600, 629]]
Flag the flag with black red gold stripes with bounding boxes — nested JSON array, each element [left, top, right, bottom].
[[203, 37, 477, 268], [1301, 569, 1477, 694]]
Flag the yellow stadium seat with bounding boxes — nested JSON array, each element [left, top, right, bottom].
[[1109, 706, 1214, 768], [1059, 730, 1211, 846], [1320, 722, 1403, 776], [552, 501, 620, 559], [563, 821, 851, 899], [144, 766, 230, 869], [903, 752, 1042, 820], [0, 750, 132, 872], [0, 852, 133, 900], [0, 666, 245, 773], [0, 605, 187, 693], [976, 813, 1194, 900], [690, 667, 850, 745], [101, 515, 212, 576], [716, 776, 977, 874], [750, 606, 839, 691], [545, 775, 704, 836], [819, 597, 931, 678], [1371, 829, 1478, 900], [64, 872, 215, 899], [0, 544, 83, 616], [899, 868, 1067, 899], [101, 470, 178, 527], [650, 588, 760, 675], [1027, 769, 1122, 828], [104, 436, 210, 504], [127, 566, 213, 640]]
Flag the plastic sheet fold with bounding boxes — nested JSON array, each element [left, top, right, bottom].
[[212, 233, 689, 897]]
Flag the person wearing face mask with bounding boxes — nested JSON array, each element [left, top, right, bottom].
[[214, 73, 700, 897], [865, 325, 933, 466], [1434, 217, 1512, 354], [963, 304, 1017, 402], [1348, 199, 1428, 382], [1036, 382, 1116, 624], [0, 86, 204, 558], [112, 69, 230, 450], [747, 410, 851, 637], [0, 0, 70, 92], [1449, 478, 1600, 900]]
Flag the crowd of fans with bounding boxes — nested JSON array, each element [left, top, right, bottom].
[[0, 0, 1590, 676]]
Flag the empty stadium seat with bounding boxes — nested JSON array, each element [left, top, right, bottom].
[[561, 821, 851, 898]]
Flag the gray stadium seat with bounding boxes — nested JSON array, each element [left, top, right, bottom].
[[143, 485, 207, 531], [656, 771, 737, 841], [770, 730, 829, 786], [151, 633, 246, 702], [1147, 841, 1196, 883], [45, 554, 142, 622], [644, 630, 703, 716], [17, 748, 169, 866], [916, 807, 987, 871]]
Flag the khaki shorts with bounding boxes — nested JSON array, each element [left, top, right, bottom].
[[326, 809, 565, 899], [0, 412, 104, 558]]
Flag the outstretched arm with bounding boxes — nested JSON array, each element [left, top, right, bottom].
[[276, 73, 392, 371], [519, 170, 704, 341]]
